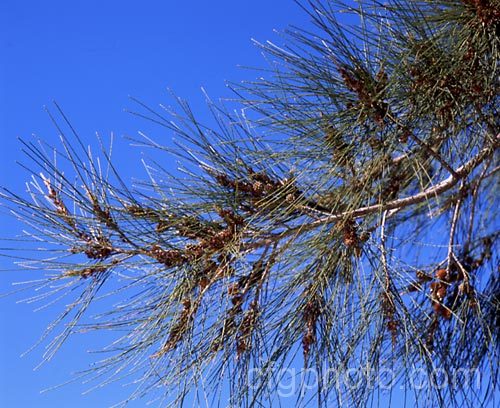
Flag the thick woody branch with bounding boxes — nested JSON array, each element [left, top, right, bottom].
[[252, 141, 498, 246]]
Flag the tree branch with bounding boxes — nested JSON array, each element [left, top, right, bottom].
[[252, 140, 497, 245]]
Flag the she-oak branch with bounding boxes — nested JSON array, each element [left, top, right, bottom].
[[248, 136, 499, 248]]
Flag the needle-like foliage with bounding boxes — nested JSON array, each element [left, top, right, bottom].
[[1, 1, 499, 407]]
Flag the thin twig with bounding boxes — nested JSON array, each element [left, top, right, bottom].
[[446, 182, 464, 273]]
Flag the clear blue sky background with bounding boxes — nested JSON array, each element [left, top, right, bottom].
[[0, 1, 309, 406]]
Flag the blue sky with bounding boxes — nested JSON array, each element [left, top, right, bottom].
[[0, 1, 308, 406]]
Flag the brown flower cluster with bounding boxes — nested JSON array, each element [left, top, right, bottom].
[[42, 176, 77, 230], [161, 298, 195, 354], [408, 40, 492, 123], [302, 297, 321, 361], [85, 188, 117, 230], [147, 208, 244, 268], [214, 170, 282, 200], [463, 0, 500, 25], [149, 245, 186, 267], [43, 177, 114, 263], [157, 253, 263, 357], [212, 259, 268, 355], [337, 65, 389, 126], [342, 219, 367, 257], [82, 235, 113, 260], [380, 292, 399, 345], [236, 300, 259, 358]]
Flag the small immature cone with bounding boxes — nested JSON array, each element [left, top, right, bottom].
[[435, 268, 447, 281], [436, 286, 447, 301], [302, 298, 321, 361]]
